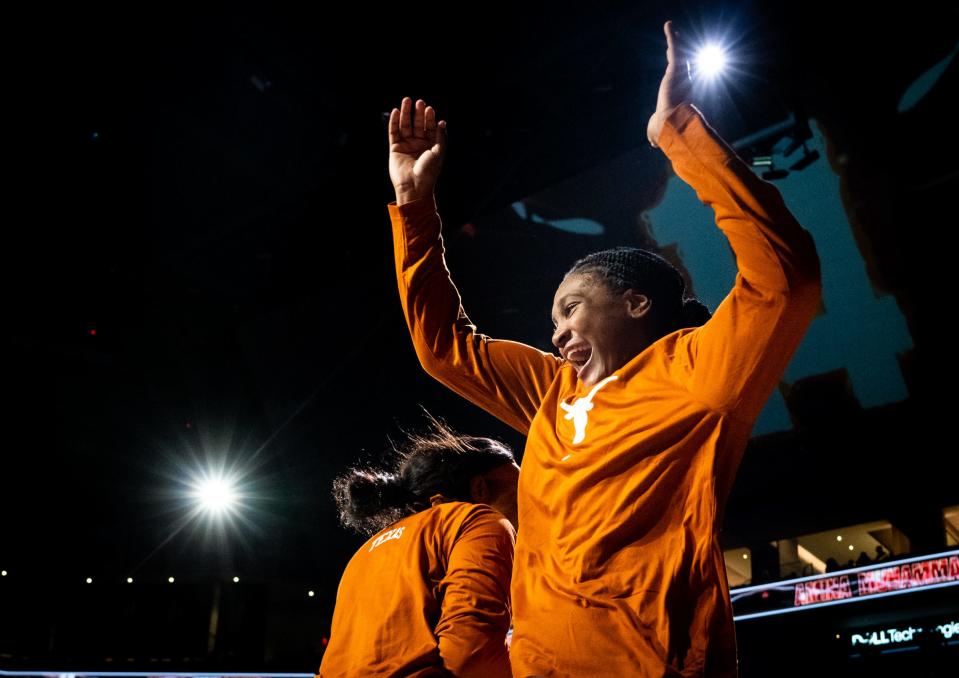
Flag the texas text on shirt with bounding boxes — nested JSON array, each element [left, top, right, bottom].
[[318, 501, 516, 678]]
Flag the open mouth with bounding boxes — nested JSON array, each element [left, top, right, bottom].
[[566, 346, 592, 372]]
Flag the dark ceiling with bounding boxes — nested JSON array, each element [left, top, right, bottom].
[[3, 0, 958, 599]]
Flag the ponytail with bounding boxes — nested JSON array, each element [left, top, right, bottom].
[[678, 297, 712, 331], [332, 416, 515, 536], [332, 470, 412, 537]]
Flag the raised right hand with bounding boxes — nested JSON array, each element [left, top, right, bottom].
[[389, 97, 447, 206]]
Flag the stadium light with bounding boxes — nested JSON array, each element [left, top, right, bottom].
[[193, 474, 239, 515], [692, 43, 728, 80]]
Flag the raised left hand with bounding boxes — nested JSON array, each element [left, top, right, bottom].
[[646, 21, 693, 148]]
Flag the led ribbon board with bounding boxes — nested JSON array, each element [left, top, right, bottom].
[[731, 550, 959, 621], [849, 619, 959, 652]]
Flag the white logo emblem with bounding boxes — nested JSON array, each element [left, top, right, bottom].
[[369, 526, 405, 552], [560, 375, 619, 445]]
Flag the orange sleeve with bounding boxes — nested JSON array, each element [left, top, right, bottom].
[[435, 507, 515, 678], [390, 197, 562, 434], [661, 104, 822, 423]]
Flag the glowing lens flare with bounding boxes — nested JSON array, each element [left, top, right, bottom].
[[192, 474, 240, 515], [693, 44, 728, 80]]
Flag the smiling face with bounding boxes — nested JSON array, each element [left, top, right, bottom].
[[551, 272, 653, 386]]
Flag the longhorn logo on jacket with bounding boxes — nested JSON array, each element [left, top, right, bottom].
[[560, 375, 619, 445]]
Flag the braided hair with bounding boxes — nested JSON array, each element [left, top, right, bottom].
[[332, 418, 516, 536], [567, 247, 711, 336]]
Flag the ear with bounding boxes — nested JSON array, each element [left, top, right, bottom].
[[469, 476, 489, 503], [623, 290, 652, 319]]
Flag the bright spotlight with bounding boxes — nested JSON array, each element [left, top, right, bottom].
[[691, 43, 728, 80], [127, 577, 134, 584], [86, 577, 93, 584], [168, 576, 176, 583], [192, 474, 239, 515], [308, 590, 315, 598], [233, 576, 240, 583], [176, 462, 252, 531]]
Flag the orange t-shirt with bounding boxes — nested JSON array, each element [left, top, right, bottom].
[[389, 104, 821, 677], [319, 501, 515, 678]]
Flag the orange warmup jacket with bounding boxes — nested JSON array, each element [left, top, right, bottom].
[[319, 501, 515, 677], [389, 103, 821, 677]]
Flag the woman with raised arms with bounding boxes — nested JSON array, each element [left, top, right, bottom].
[[386, 21, 820, 677]]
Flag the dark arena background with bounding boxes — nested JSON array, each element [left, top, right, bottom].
[[2, 1, 957, 677]]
